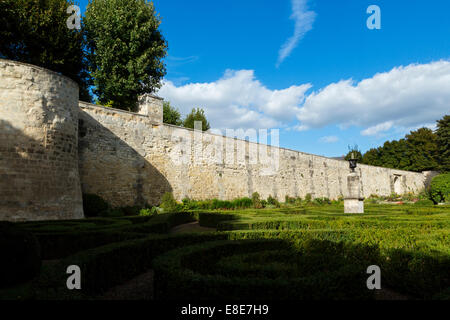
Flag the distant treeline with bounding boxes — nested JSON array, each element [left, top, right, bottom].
[[346, 115, 449, 172]]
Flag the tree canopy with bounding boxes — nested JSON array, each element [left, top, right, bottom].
[[359, 115, 448, 172], [0, 0, 92, 101], [436, 115, 450, 172], [84, 0, 168, 111], [163, 101, 183, 126], [183, 108, 211, 131]]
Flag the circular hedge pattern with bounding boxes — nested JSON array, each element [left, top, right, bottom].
[[153, 238, 379, 300]]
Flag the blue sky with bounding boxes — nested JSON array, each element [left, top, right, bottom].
[[76, 0, 450, 157]]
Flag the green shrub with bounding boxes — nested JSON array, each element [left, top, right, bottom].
[[305, 193, 312, 203], [211, 199, 233, 210], [82, 193, 109, 217], [231, 197, 253, 209], [160, 192, 178, 212], [284, 195, 296, 204], [429, 173, 450, 204], [267, 195, 280, 207], [313, 197, 331, 205], [414, 199, 434, 206], [418, 189, 431, 201], [0, 223, 41, 288], [252, 192, 262, 209], [139, 208, 155, 216]]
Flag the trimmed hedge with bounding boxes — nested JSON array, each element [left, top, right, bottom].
[[414, 199, 435, 206], [18, 213, 197, 259], [153, 239, 376, 300], [2, 229, 448, 300], [2, 204, 448, 300], [0, 223, 41, 288], [30, 233, 228, 299], [198, 212, 239, 228]]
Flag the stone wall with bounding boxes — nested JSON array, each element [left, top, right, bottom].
[[0, 60, 83, 221], [0, 58, 430, 221], [79, 102, 427, 207]]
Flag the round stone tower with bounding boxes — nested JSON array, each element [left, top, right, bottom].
[[0, 59, 84, 221]]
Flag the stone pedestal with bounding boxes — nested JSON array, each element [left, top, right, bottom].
[[344, 172, 364, 213], [137, 94, 164, 124]]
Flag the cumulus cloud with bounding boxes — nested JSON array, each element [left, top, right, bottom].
[[297, 60, 450, 135], [319, 136, 339, 143], [361, 121, 393, 136], [158, 69, 311, 130], [158, 60, 450, 137], [276, 0, 316, 67]]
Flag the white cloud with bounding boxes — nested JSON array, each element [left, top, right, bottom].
[[361, 121, 393, 136], [319, 135, 339, 143], [158, 69, 311, 130], [158, 60, 450, 137], [276, 0, 316, 67], [297, 60, 450, 135]]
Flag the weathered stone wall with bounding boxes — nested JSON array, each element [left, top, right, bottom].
[[0, 58, 429, 220], [0, 60, 83, 221], [79, 103, 427, 207]]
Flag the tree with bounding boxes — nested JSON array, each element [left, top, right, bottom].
[[436, 115, 450, 172], [84, 0, 168, 111], [362, 148, 381, 167], [404, 128, 439, 171], [344, 145, 363, 162], [0, 0, 92, 101], [360, 125, 443, 172], [163, 101, 182, 126], [183, 108, 211, 131]]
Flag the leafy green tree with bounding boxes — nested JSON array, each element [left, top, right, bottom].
[[361, 127, 441, 172], [163, 101, 183, 126], [344, 145, 363, 162], [84, 0, 167, 111], [376, 139, 410, 170], [362, 148, 381, 166], [183, 108, 211, 131], [0, 0, 92, 101], [436, 115, 450, 172], [404, 128, 439, 171]]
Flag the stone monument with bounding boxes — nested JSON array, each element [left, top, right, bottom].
[[344, 153, 364, 213]]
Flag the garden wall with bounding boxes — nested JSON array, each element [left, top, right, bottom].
[[78, 102, 427, 207], [0, 58, 429, 220]]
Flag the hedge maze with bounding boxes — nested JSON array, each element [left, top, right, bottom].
[[1, 203, 449, 300]]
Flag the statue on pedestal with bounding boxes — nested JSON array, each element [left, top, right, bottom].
[[344, 153, 364, 213]]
